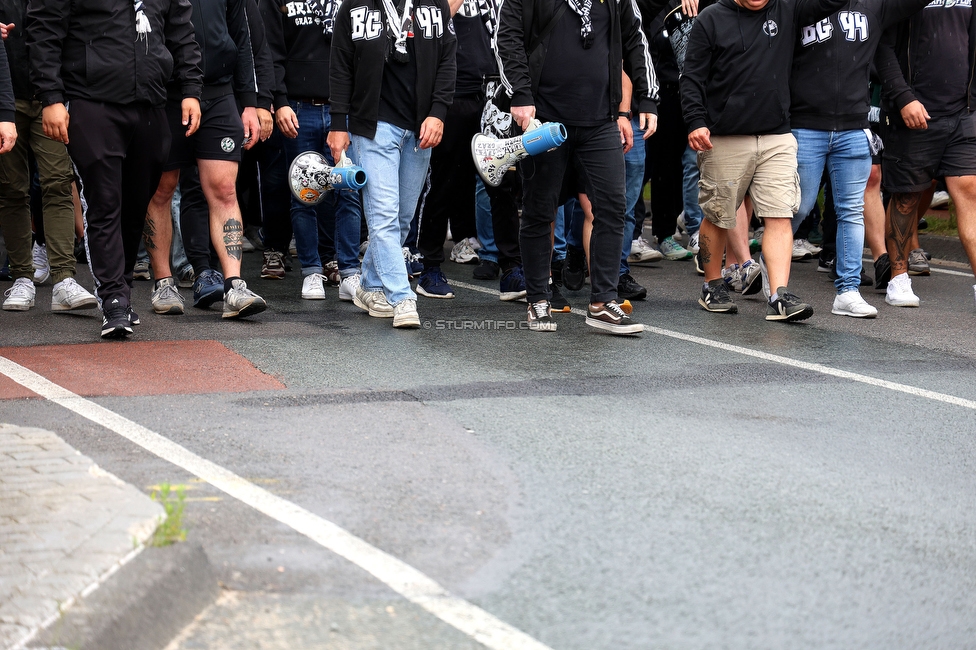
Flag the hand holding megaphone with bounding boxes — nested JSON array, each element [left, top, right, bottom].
[[471, 118, 568, 187], [288, 150, 368, 206]]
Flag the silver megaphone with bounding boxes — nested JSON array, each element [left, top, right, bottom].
[[471, 119, 568, 187], [288, 150, 368, 205]]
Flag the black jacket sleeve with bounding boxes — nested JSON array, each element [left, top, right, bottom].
[[247, 0, 275, 109], [165, 0, 205, 100], [621, 0, 659, 114], [259, 0, 289, 109], [328, 1, 354, 128], [880, 0, 931, 28], [678, 15, 710, 132], [228, 0, 258, 107], [0, 38, 14, 122], [429, 0, 458, 121], [496, 0, 534, 107], [25, 0, 69, 106], [875, 24, 915, 111]]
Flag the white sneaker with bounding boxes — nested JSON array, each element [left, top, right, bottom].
[[792, 239, 812, 261], [353, 285, 394, 317], [930, 190, 950, 209], [289, 237, 298, 257], [32, 242, 50, 284], [798, 238, 822, 255], [52, 277, 98, 311], [3, 277, 35, 311], [627, 236, 664, 263], [301, 273, 327, 300], [393, 298, 421, 328], [338, 274, 360, 301], [675, 211, 687, 238], [687, 231, 700, 254], [885, 273, 920, 307], [450, 237, 480, 264], [832, 291, 878, 318]]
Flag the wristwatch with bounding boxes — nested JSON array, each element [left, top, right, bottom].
[[618, 111, 632, 120]]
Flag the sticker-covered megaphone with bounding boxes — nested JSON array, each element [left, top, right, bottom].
[[288, 150, 367, 205], [471, 119, 567, 187]]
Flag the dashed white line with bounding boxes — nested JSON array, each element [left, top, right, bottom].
[[449, 280, 976, 411], [0, 356, 555, 650]]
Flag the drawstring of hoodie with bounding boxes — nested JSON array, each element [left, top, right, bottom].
[[734, 1, 773, 51], [134, 0, 151, 53]]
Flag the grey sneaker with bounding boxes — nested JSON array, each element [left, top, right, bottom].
[[222, 279, 267, 319], [51, 277, 97, 311], [151, 277, 185, 315], [176, 265, 196, 288], [393, 298, 421, 328], [527, 300, 557, 332], [908, 248, 930, 276], [133, 258, 152, 280], [353, 285, 394, 318], [3, 277, 35, 311]]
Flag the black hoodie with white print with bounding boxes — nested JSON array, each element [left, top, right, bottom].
[[790, 0, 932, 131], [680, 0, 849, 136]]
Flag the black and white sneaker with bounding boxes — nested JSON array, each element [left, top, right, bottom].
[[585, 301, 643, 335], [527, 300, 557, 332], [549, 279, 570, 313], [699, 280, 737, 313], [617, 273, 647, 301], [766, 287, 814, 322], [101, 299, 133, 339]]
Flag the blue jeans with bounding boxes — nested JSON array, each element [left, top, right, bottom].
[[283, 101, 362, 277], [621, 118, 645, 275], [681, 145, 704, 236], [792, 128, 871, 294], [474, 177, 498, 264], [351, 122, 431, 306]]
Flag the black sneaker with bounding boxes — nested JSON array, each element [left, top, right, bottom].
[[550, 258, 565, 287], [694, 251, 704, 276], [549, 278, 570, 312], [473, 259, 500, 280], [562, 247, 586, 291], [126, 306, 141, 326], [617, 273, 647, 301], [585, 301, 643, 335], [766, 287, 814, 322], [874, 253, 892, 291], [817, 255, 835, 273], [527, 300, 557, 332], [699, 279, 737, 313], [101, 299, 133, 339]]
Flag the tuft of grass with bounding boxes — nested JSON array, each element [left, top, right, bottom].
[[150, 483, 188, 546], [924, 200, 958, 237]]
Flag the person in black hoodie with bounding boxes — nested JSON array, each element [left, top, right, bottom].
[[681, 0, 848, 322], [141, 0, 266, 321], [327, 0, 457, 329], [266, 0, 366, 303], [875, 3, 976, 309], [788, 0, 930, 319], [27, 0, 203, 339], [496, 0, 659, 335]]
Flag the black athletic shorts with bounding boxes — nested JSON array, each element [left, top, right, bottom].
[[882, 109, 976, 193], [164, 93, 244, 171]]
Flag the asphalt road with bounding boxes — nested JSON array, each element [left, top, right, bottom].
[[2, 244, 975, 649]]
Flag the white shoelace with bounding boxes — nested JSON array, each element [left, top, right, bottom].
[[5, 279, 33, 299]]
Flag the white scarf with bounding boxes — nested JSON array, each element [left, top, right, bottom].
[[381, 0, 414, 62]]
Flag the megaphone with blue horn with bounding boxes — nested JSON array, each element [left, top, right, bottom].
[[288, 150, 367, 205], [471, 119, 567, 187]]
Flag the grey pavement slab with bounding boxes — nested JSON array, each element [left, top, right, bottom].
[[0, 424, 163, 649]]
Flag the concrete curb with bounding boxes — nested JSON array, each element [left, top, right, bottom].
[[27, 542, 219, 650]]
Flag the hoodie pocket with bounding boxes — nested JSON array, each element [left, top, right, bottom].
[[84, 41, 115, 93]]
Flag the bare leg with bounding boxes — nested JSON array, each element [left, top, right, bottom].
[[761, 217, 793, 291], [886, 191, 922, 277], [863, 164, 885, 261], [726, 197, 753, 267], [699, 218, 729, 283], [945, 175, 976, 273], [198, 159, 244, 278], [579, 193, 594, 265], [145, 169, 180, 279]]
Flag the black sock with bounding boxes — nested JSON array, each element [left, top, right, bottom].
[[224, 276, 241, 292]]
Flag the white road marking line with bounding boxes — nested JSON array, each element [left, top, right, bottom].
[[0, 356, 554, 650], [448, 281, 976, 411]]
